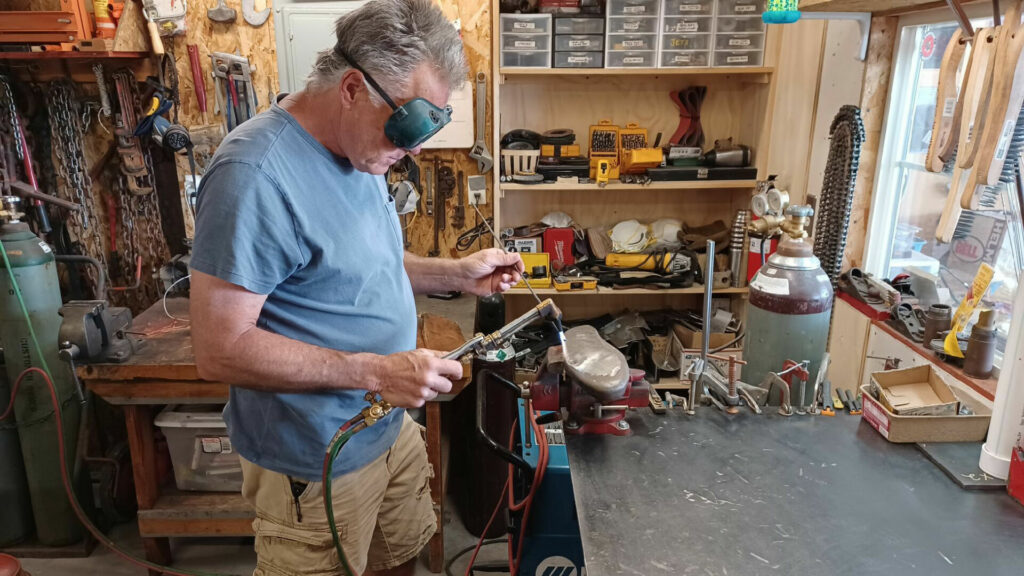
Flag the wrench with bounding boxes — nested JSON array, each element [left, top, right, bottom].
[[242, 0, 271, 27], [468, 72, 493, 174]]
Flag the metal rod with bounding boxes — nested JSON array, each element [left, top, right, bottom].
[[947, 0, 975, 39], [993, 0, 1002, 26], [471, 202, 542, 307]]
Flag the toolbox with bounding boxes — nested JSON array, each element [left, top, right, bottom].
[[588, 120, 621, 179], [518, 253, 553, 289], [543, 227, 577, 270], [555, 275, 598, 291]]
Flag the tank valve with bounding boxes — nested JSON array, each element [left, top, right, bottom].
[[747, 204, 814, 240]]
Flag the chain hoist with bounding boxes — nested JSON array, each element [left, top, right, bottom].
[[111, 68, 154, 194], [813, 105, 864, 287]]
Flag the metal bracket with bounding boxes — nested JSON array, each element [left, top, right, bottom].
[[799, 12, 872, 62]]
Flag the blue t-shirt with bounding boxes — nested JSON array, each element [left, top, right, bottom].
[[191, 101, 416, 481]]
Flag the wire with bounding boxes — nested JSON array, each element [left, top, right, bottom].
[[457, 217, 493, 251], [163, 273, 191, 321]]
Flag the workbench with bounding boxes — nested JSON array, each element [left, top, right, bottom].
[[80, 295, 476, 574], [566, 409, 1024, 576]]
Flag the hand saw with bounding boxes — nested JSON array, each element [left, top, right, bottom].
[[936, 27, 999, 242], [925, 29, 969, 172], [963, 3, 1024, 209]]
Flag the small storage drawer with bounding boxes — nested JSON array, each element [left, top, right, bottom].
[[501, 50, 552, 68], [713, 49, 764, 67], [661, 33, 710, 51], [607, 50, 656, 67], [663, 0, 714, 15], [717, 0, 764, 15], [502, 33, 552, 51], [555, 34, 605, 51], [607, 33, 657, 51], [555, 16, 605, 34], [715, 16, 765, 33], [608, 0, 660, 16], [501, 14, 552, 35], [714, 32, 764, 51], [662, 16, 713, 34], [608, 16, 659, 33], [661, 50, 710, 67], [554, 51, 605, 68]]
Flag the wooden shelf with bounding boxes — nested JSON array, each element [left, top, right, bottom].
[[506, 286, 749, 296], [499, 66, 774, 80], [799, 0, 963, 14], [0, 50, 149, 60], [500, 180, 757, 193], [137, 488, 254, 538]]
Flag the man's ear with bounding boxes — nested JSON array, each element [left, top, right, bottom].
[[337, 68, 364, 109]]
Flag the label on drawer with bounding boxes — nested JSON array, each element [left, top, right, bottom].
[[569, 39, 590, 48], [727, 55, 750, 63], [623, 39, 646, 48], [513, 21, 536, 29], [623, 5, 647, 13], [735, 3, 758, 12], [623, 56, 645, 64], [568, 56, 590, 63], [514, 40, 536, 48], [677, 4, 704, 11], [729, 38, 752, 47], [679, 22, 699, 32], [671, 53, 693, 63], [623, 21, 641, 30]]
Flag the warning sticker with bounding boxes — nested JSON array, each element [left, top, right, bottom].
[[751, 273, 789, 295], [201, 436, 233, 454], [38, 241, 52, 254]]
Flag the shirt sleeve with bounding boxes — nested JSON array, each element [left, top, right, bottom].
[[190, 161, 304, 295]]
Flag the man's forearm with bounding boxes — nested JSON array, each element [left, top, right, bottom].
[[197, 325, 382, 394], [404, 252, 466, 294]]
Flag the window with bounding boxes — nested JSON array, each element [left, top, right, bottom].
[[865, 8, 1024, 364]]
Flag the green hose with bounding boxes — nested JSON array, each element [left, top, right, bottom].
[[322, 423, 365, 576]]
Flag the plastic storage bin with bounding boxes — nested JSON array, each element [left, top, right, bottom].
[[501, 50, 552, 67], [502, 33, 552, 51], [608, 0, 660, 16], [554, 16, 605, 34], [663, 16, 713, 33], [715, 16, 765, 33], [554, 51, 605, 67], [713, 49, 764, 66], [555, 34, 605, 51], [664, 0, 714, 15], [714, 32, 764, 50], [607, 33, 657, 51], [155, 405, 242, 492], [608, 16, 659, 33], [661, 33, 711, 51], [717, 0, 765, 15], [661, 50, 710, 67], [501, 14, 552, 35], [607, 50, 656, 67]]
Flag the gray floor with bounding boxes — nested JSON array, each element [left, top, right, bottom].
[[19, 499, 507, 576]]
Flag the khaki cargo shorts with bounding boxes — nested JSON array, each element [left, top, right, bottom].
[[240, 413, 436, 575]]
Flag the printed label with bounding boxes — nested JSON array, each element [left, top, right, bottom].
[[568, 39, 589, 48], [623, 39, 646, 48], [727, 55, 749, 63], [567, 56, 589, 64], [623, 5, 646, 14], [729, 38, 752, 47], [38, 241, 52, 254], [751, 273, 790, 295], [995, 119, 1016, 161], [672, 53, 693, 63], [697, 167, 709, 179], [512, 21, 536, 29], [201, 437, 223, 454], [513, 40, 536, 48], [622, 56, 645, 64], [670, 38, 693, 48], [942, 96, 957, 117], [862, 399, 889, 439], [735, 4, 758, 12], [623, 21, 641, 31], [678, 4, 704, 12], [679, 22, 699, 32]]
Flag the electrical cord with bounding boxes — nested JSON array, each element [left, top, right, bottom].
[[457, 217, 493, 251], [446, 539, 507, 576]]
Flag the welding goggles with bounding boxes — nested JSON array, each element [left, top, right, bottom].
[[337, 48, 452, 150]]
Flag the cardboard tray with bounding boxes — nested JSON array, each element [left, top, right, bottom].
[[860, 384, 991, 443], [871, 365, 959, 416]]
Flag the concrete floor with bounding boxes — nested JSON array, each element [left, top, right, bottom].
[[19, 500, 508, 576]]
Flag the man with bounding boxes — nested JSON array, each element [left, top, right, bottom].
[[189, 1, 522, 574]]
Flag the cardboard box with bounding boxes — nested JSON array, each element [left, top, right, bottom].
[[870, 365, 959, 416], [859, 383, 991, 443], [672, 323, 736, 349]]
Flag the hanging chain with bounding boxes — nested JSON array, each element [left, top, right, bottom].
[[0, 74, 24, 162], [813, 105, 865, 287]]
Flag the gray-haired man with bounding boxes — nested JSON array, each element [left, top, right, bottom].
[[189, 0, 523, 574]]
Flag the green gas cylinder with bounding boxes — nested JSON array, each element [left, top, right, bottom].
[[0, 197, 82, 545]]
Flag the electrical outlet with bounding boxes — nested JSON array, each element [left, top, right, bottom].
[[467, 175, 487, 205]]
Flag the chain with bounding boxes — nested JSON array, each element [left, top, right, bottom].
[[0, 74, 24, 161], [813, 105, 864, 287]]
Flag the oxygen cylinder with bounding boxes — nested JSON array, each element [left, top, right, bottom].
[[744, 205, 833, 405], [0, 197, 82, 545], [0, 356, 34, 546]]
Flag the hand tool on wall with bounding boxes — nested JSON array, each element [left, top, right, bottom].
[[469, 73, 493, 174], [207, 0, 237, 23], [187, 44, 210, 125], [453, 170, 466, 229], [242, 0, 271, 27], [140, 1, 166, 55], [424, 164, 434, 216], [925, 29, 969, 173]]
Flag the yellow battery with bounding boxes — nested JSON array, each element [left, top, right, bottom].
[[517, 252, 552, 289], [554, 275, 598, 291], [541, 143, 582, 157]]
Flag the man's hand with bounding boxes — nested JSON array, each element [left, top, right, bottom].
[[374, 349, 463, 408], [457, 248, 525, 296]]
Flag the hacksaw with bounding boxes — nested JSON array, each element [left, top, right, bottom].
[[925, 29, 968, 172]]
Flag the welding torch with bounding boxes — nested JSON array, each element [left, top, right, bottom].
[[442, 298, 564, 361]]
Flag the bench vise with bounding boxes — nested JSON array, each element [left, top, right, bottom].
[[58, 300, 135, 364]]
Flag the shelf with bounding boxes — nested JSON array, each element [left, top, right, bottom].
[[506, 286, 749, 296], [799, 0, 953, 14], [0, 50, 149, 60], [499, 66, 774, 80], [137, 488, 255, 537], [500, 180, 757, 193]]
